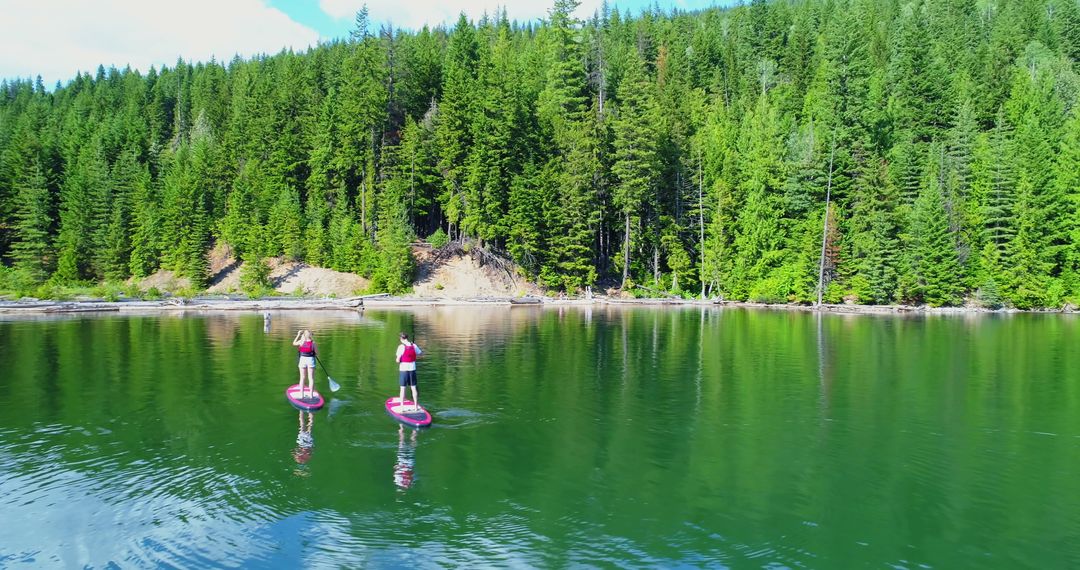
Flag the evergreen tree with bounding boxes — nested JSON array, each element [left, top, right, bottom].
[[435, 14, 479, 238], [611, 48, 660, 287], [905, 151, 962, 306], [10, 159, 53, 282], [268, 183, 304, 260], [1056, 105, 1080, 299], [375, 176, 416, 294], [729, 95, 786, 299]]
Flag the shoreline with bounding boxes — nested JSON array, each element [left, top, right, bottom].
[[0, 294, 1074, 316]]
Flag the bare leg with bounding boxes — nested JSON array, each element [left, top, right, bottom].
[[306, 367, 315, 398], [398, 386, 406, 407], [410, 386, 418, 411]]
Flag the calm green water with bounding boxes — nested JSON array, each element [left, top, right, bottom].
[[1, 307, 1078, 568]]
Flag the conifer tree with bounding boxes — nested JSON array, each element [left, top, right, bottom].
[[1056, 105, 1080, 299], [375, 176, 416, 294], [435, 15, 479, 239], [905, 151, 962, 306], [611, 48, 660, 287], [268, 183, 304, 261], [730, 95, 786, 299], [10, 159, 53, 282]]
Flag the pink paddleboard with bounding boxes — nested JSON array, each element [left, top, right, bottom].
[[286, 384, 325, 411], [385, 397, 432, 428]]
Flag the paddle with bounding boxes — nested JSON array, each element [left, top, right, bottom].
[[315, 355, 341, 392]]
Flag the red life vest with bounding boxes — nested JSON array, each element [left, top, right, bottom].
[[400, 343, 417, 363], [298, 341, 316, 357]]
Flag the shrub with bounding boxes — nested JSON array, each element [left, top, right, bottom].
[[173, 286, 200, 300], [974, 278, 1003, 309], [748, 275, 791, 304], [123, 283, 142, 299], [34, 283, 71, 301], [426, 228, 449, 249], [0, 266, 39, 297], [240, 258, 272, 299]]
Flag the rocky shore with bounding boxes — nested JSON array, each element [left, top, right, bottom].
[[1, 294, 1072, 315]]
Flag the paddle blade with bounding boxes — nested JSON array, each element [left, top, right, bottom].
[[328, 376, 341, 392]]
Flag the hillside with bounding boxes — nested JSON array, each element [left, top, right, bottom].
[[188, 242, 540, 299], [2, 0, 1079, 308]]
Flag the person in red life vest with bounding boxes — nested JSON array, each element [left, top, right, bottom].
[[395, 332, 423, 411], [292, 329, 318, 399]]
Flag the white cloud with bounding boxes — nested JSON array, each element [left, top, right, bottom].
[[319, 0, 606, 31], [0, 0, 321, 86]]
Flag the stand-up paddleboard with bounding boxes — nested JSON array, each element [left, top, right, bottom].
[[286, 384, 325, 411], [385, 398, 432, 428]]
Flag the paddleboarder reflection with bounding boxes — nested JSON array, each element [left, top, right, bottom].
[[393, 425, 417, 490], [292, 411, 315, 475]]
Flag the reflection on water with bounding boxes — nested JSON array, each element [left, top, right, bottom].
[[293, 411, 315, 476], [0, 308, 1077, 568], [394, 425, 417, 491]]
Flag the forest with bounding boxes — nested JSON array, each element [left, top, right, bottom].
[[0, 0, 1078, 307]]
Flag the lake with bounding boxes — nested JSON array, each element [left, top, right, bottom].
[[0, 306, 1078, 568]]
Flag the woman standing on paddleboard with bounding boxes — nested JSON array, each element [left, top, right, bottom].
[[395, 332, 423, 411], [292, 329, 318, 399]]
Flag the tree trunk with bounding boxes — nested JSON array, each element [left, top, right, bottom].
[[698, 154, 705, 299], [621, 212, 631, 288], [653, 244, 659, 286]]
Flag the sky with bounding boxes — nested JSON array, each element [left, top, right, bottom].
[[0, 0, 726, 87]]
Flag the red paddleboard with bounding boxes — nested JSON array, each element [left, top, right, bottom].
[[385, 398, 432, 428], [286, 384, 325, 411]]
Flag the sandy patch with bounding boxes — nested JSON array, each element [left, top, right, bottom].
[[412, 244, 542, 298], [268, 261, 369, 297], [131, 270, 192, 292], [203, 242, 368, 297]]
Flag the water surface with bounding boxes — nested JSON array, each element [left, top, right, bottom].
[[0, 307, 1078, 567]]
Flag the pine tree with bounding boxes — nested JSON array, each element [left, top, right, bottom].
[[906, 151, 962, 306], [303, 189, 329, 268], [53, 145, 107, 283], [507, 164, 547, 277], [1003, 68, 1064, 307], [730, 95, 787, 299], [611, 49, 659, 287], [1056, 105, 1080, 300], [462, 24, 518, 246], [268, 183, 304, 261], [698, 96, 737, 297], [842, 146, 900, 304], [128, 170, 162, 279], [375, 177, 416, 294], [435, 15, 479, 239], [10, 159, 53, 282], [98, 148, 143, 281]]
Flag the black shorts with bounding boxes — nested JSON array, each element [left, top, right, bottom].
[[399, 370, 417, 387]]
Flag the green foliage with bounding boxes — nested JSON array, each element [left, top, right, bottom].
[[374, 179, 416, 295], [0, 0, 1077, 307], [239, 225, 273, 298], [426, 228, 450, 249]]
